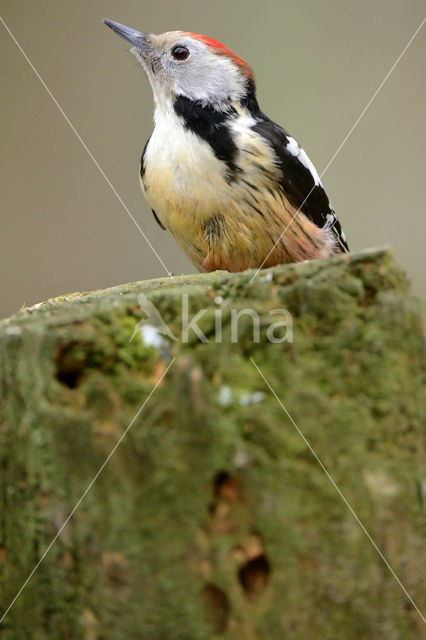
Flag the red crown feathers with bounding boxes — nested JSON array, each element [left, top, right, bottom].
[[186, 33, 255, 83]]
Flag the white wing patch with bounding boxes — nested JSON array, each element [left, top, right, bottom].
[[322, 213, 348, 251], [286, 136, 322, 187], [323, 212, 337, 230], [286, 136, 299, 158]]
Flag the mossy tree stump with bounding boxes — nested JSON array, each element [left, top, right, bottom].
[[0, 248, 425, 639]]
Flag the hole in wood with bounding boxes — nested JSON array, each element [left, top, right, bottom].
[[55, 342, 87, 388], [239, 554, 271, 598], [200, 583, 230, 633], [213, 471, 239, 502]]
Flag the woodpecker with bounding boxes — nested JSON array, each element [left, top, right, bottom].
[[103, 19, 349, 273]]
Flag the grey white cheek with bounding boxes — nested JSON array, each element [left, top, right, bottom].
[[172, 53, 247, 105]]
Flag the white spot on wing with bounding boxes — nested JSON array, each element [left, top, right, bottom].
[[287, 136, 322, 187], [298, 148, 321, 187], [323, 213, 336, 230], [286, 136, 300, 157]]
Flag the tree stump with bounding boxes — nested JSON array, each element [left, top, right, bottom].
[[0, 248, 425, 639]]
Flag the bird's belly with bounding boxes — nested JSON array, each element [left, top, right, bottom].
[[143, 170, 229, 270], [142, 129, 233, 267], [142, 165, 273, 271]]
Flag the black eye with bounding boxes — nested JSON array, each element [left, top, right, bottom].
[[172, 46, 189, 61]]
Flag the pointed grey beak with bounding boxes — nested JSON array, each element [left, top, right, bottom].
[[103, 18, 147, 49]]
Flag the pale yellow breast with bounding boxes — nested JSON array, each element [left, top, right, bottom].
[[142, 117, 229, 227]]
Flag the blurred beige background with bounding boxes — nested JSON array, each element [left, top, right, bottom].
[[1, 0, 425, 319]]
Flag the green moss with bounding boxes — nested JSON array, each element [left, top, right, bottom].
[[0, 248, 425, 639]]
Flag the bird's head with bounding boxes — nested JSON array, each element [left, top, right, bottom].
[[103, 19, 255, 111]]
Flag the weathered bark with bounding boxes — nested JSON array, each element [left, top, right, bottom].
[[0, 248, 425, 639]]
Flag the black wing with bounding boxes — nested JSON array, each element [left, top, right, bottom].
[[251, 116, 349, 252]]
